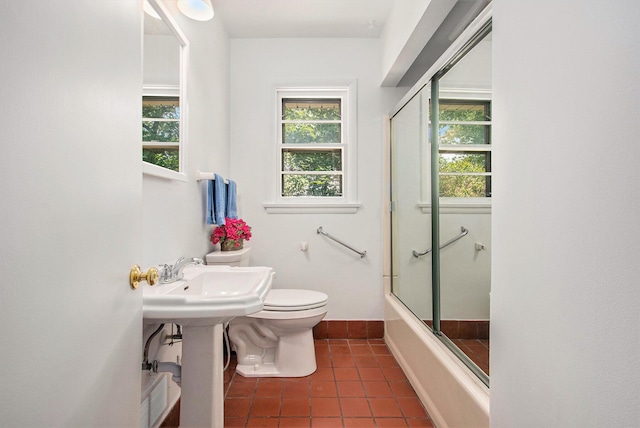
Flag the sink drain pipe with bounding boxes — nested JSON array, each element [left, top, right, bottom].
[[142, 323, 183, 386]]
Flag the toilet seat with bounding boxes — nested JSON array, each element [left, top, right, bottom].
[[246, 289, 328, 320], [263, 289, 328, 311]]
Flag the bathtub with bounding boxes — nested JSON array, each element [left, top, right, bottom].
[[384, 287, 489, 428]]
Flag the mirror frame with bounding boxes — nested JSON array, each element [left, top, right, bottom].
[[143, 0, 189, 182]]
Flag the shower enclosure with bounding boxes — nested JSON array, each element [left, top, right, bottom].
[[389, 19, 492, 386]]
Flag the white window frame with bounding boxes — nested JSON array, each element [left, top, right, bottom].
[[265, 83, 360, 214], [438, 94, 492, 203], [416, 89, 492, 214]]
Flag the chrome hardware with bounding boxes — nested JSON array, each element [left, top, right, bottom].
[[130, 265, 159, 289], [412, 226, 469, 258], [158, 257, 204, 284], [317, 226, 367, 258]]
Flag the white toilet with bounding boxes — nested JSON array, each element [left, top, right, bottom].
[[205, 248, 328, 377]]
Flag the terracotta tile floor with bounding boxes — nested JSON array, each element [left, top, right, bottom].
[[223, 339, 435, 427], [452, 339, 490, 376]]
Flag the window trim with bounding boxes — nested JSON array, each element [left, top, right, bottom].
[[409, 90, 492, 214], [265, 82, 359, 213]]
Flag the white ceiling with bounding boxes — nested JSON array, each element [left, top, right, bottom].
[[210, 0, 396, 38]]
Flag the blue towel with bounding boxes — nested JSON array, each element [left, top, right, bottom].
[[206, 179, 215, 225], [226, 179, 238, 219], [213, 174, 227, 225]]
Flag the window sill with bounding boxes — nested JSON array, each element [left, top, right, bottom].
[[418, 199, 491, 214], [263, 203, 361, 214], [142, 162, 187, 182]]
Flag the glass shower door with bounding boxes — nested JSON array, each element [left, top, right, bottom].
[[390, 88, 433, 326], [389, 20, 492, 387], [436, 26, 492, 380]]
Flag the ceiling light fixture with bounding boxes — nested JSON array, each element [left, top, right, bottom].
[[177, 0, 214, 21]]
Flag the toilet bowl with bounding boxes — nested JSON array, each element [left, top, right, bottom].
[[205, 249, 328, 377], [229, 289, 328, 377]]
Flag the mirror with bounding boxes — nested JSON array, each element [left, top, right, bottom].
[[142, 0, 188, 180]]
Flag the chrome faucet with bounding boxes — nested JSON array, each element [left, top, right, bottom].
[[158, 257, 204, 284]]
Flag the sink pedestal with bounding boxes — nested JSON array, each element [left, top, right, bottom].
[[180, 324, 224, 428], [142, 265, 275, 427]]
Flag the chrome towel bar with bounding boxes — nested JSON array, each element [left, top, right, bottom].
[[317, 227, 367, 258], [412, 226, 469, 258]]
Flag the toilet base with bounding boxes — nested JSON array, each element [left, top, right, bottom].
[[235, 360, 316, 378], [231, 324, 318, 378]]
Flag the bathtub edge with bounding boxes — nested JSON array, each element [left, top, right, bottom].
[[384, 294, 490, 428]]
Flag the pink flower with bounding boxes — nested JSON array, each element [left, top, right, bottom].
[[210, 218, 252, 245]]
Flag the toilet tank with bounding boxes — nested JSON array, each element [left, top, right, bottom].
[[205, 247, 252, 267]]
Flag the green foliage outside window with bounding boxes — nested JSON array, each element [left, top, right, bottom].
[[142, 97, 180, 171], [282, 150, 341, 172], [283, 123, 341, 144], [281, 98, 343, 197], [282, 174, 342, 197], [438, 100, 491, 197], [283, 99, 341, 120], [142, 98, 180, 142], [439, 154, 487, 197], [143, 149, 179, 171]]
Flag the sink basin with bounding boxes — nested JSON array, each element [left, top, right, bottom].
[[143, 264, 274, 326]]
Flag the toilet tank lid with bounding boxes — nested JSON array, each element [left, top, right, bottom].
[[264, 289, 328, 310], [205, 247, 252, 263]]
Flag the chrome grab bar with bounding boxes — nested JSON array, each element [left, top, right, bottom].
[[412, 226, 469, 258], [317, 227, 367, 258]]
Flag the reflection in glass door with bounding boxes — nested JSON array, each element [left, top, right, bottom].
[[390, 21, 492, 386]]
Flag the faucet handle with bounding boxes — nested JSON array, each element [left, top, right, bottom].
[[158, 264, 171, 282]]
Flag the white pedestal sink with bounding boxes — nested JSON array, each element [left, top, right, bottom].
[[143, 265, 274, 427]]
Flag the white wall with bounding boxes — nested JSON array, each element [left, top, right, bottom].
[[491, 1, 640, 426], [142, 0, 230, 267], [230, 38, 405, 320], [0, 1, 143, 426], [380, 0, 457, 86], [143, 34, 180, 87]]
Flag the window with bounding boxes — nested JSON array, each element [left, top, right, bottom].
[[272, 86, 358, 211], [437, 99, 491, 198], [142, 95, 180, 172]]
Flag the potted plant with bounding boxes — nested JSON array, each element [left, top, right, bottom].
[[210, 218, 252, 251]]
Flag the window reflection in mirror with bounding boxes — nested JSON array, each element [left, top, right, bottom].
[[142, 95, 180, 170], [142, 0, 188, 179]]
